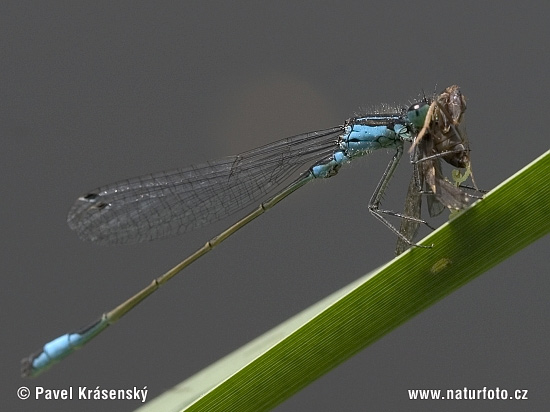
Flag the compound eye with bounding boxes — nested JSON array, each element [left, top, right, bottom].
[[407, 101, 430, 128]]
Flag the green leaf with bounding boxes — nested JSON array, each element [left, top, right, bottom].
[[136, 150, 550, 412]]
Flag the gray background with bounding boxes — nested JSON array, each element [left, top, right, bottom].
[[2, 2, 549, 411]]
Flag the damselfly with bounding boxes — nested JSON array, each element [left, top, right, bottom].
[[22, 85, 478, 377]]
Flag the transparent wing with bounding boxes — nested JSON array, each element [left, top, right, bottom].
[[395, 139, 447, 255], [395, 166, 423, 255], [67, 127, 343, 245], [424, 157, 470, 211]]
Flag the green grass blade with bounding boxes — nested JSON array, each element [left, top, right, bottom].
[[136, 150, 550, 412]]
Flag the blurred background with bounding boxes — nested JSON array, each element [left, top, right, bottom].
[[2, 2, 548, 411]]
